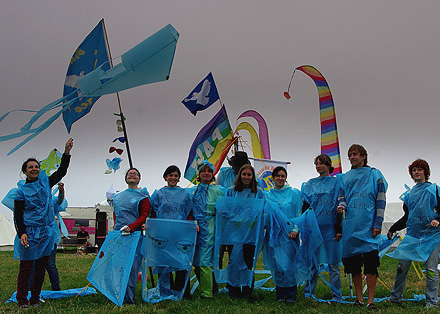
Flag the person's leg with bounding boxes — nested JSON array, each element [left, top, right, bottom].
[[329, 264, 342, 301], [363, 250, 380, 305], [303, 263, 319, 297], [342, 254, 363, 304], [46, 245, 60, 291], [124, 255, 141, 304], [17, 260, 33, 307], [389, 259, 411, 302], [425, 243, 440, 307], [28, 261, 35, 290], [275, 286, 285, 302], [242, 244, 256, 301], [30, 256, 49, 305], [198, 266, 213, 298], [285, 285, 297, 303], [352, 273, 364, 303]]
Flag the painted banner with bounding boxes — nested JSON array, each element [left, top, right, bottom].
[[253, 158, 289, 190], [184, 106, 235, 183]]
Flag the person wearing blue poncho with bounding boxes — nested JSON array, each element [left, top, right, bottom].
[[188, 161, 225, 298], [217, 151, 250, 188], [113, 168, 150, 305], [302, 154, 343, 302], [387, 159, 440, 308], [223, 164, 265, 302], [3, 138, 73, 309], [264, 166, 303, 304], [150, 165, 194, 299], [28, 182, 65, 292], [337, 144, 387, 310]]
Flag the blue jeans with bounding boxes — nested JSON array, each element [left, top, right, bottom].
[[303, 264, 342, 301], [390, 243, 440, 306], [124, 241, 143, 304], [29, 244, 60, 291]]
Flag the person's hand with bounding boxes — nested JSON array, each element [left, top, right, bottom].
[[430, 220, 440, 227], [372, 228, 381, 237], [337, 205, 345, 214], [125, 226, 132, 233], [196, 226, 200, 232], [58, 182, 64, 193], [387, 231, 393, 239], [64, 138, 73, 154], [335, 233, 342, 241], [142, 224, 146, 231], [288, 231, 298, 239], [21, 234, 28, 247]]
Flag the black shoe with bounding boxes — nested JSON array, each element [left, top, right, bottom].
[[286, 298, 296, 305], [247, 295, 256, 303], [353, 300, 364, 307]]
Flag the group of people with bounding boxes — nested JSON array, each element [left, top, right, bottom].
[[6, 138, 440, 310]]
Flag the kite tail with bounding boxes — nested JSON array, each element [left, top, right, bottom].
[[3, 96, 79, 155], [20, 90, 78, 132]]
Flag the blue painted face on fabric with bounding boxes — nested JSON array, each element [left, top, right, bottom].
[[145, 219, 197, 269]]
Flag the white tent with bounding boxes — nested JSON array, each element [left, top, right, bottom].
[[0, 213, 16, 251]]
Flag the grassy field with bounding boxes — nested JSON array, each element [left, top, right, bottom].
[[0, 250, 434, 313]]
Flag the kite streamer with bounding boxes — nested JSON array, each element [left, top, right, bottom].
[[285, 65, 341, 175]]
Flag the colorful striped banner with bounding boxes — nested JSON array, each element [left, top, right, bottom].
[[292, 65, 342, 175]]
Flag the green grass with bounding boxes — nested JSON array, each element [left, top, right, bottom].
[[0, 251, 434, 313]]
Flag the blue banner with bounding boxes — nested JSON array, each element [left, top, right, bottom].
[[62, 19, 110, 132], [182, 72, 219, 115]]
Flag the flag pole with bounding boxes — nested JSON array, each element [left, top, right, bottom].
[[102, 19, 134, 168]]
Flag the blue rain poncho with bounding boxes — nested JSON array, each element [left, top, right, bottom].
[[2, 171, 55, 261], [263, 186, 323, 287], [301, 177, 342, 265], [214, 196, 265, 287], [142, 218, 197, 303], [217, 167, 237, 189], [113, 187, 149, 230], [150, 186, 193, 220], [338, 167, 387, 258], [188, 183, 225, 267], [388, 183, 440, 262], [87, 231, 141, 306]]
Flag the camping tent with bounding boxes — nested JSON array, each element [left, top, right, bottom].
[[0, 213, 16, 251]]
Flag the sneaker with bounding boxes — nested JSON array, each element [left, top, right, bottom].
[[366, 303, 377, 310], [353, 300, 364, 307], [425, 303, 438, 309], [276, 298, 284, 303], [18, 304, 29, 310]]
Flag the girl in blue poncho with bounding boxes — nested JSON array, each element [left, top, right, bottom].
[[113, 168, 150, 304], [264, 166, 303, 303], [150, 165, 194, 299], [301, 154, 342, 302], [387, 159, 440, 308], [224, 164, 265, 302], [188, 161, 225, 298], [6, 138, 73, 309]]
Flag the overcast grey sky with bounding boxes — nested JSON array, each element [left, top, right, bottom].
[[1, 1, 440, 221]]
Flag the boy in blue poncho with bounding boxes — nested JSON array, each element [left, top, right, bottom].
[[217, 151, 250, 189], [387, 159, 440, 309], [302, 155, 343, 302], [337, 144, 387, 310]]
